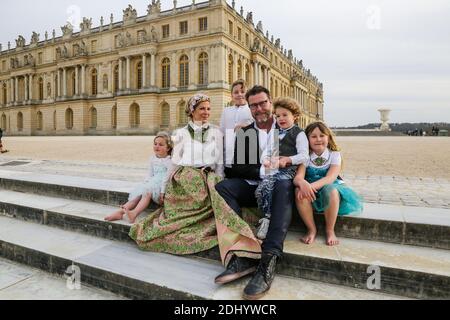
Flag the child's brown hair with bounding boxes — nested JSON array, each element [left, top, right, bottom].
[[273, 97, 301, 121], [305, 122, 340, 152], [154, 131, 174, 156]]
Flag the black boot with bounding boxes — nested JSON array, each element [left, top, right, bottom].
[[215, 255, 258, 285], [243, 253, 278, 300]]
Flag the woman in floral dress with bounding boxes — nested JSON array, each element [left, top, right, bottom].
[[129, 94, 261, 267]]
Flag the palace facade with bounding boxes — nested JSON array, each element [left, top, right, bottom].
[[0, 0, 324, 136]]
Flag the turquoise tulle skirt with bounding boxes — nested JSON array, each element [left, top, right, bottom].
[[305, 167, 363, 216]]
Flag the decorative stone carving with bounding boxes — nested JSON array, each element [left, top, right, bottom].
[[80, 41, 87, 55], [275, 38, 280, 49], [262, 46, 269, 56], [80, 17, 92, 33], [47, 82, 51, 97], [288, 49, 293, 60], [123, 5, 137, 25], [30, 32, 40, 45], [150, 26, 158, 42], [16, 35, 26, 48], [256, 21, 263, 32], [246, 12, 254, 25], [61, 23, 74, 38], [147, 0, 161, 16], [240, 6, 244, 16], [252, 38, 260, 52]]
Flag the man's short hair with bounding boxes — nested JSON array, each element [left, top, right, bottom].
[[245, 85, 272, 102], [231, 79, 247, 92]]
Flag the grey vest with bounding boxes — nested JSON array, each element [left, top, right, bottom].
[[279, 126, 303, 157]]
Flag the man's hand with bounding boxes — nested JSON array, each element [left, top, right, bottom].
[[278, 157, 292, 169], [295, 179, 317, 202]]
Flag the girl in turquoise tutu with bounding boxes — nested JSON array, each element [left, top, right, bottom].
[[295, 122, 363, 246], [105, 132, 175, 223]]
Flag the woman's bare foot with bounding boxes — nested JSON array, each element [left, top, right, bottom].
[[301, 229, 317, 245], [326, 231, 340, 246], [104, 209, 125, 222]]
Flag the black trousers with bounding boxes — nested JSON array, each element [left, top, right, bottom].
[[215, 178, 294, 258]]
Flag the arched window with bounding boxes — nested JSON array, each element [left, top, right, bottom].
[[198, 52, 208, 85], [237, 60, 242, 80], [91, 69, 98, 95], [89, 107, 97, 129], [160, 103, 170, 128], [161, 58, 170, 89], [1, 114, 7, 130], [2, 83, 6, 105], [111, 105, 117, 129], [17, 112, 23, 131], [38, 77, 44, 100], [228, 54, 234, 84], [36, 111, 43, 131], [114, 65, 119, 93], [137, 62, 143, 89], [179, 55, 189, 87], [130, 103, 140, 128], [178, 101, 188, 126], [65, 108, 73, 130]]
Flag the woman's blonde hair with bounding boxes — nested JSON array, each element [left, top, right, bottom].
[[305, 121, 340, 152], [273, 98, 301, 120], [154, 131, 174, 155]]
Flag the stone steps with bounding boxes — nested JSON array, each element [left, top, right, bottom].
[[0, 169, 449, 250], [0, 190, 449, 299], [0, 216, 407, 300]]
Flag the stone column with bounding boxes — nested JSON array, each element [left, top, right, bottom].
[[126, 56, 131, 89], [63, 68, 67, 97], [170, 52, 177, 90], [51, 72, 56, 100], [11, 79, 15, 103], [97, 64, 102, 94], [118, 58, 123, 90], [81, 64, 86, 95], [253, 62, 258, 86], [15, 77, 19, 102], [57, 70, 61, 97], [150, 53, 156, 87], [25, 76, 29, 101], [75, 66, 79, 96], [142, 54, 147, 88]]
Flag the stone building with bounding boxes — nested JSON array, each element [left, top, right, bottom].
[[0, 0, 324, 136]]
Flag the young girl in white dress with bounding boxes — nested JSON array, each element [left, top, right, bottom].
[[295, 122, 363, 246], [105, 132, 175, 223]]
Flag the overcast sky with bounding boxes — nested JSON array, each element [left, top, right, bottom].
[[1, 0, 449, 126]]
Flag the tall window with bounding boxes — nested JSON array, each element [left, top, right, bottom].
[[228, 21, 233, 36], [2, 83, 6, 105], [199, 17, 208, 31], [180, 21, 188, 35], [38, 77, 44, 100], [245, 34, 249, 47], [179, 55, 189, 87], [130, 103, 140, 128], [161, 58, 170, 89], [91, 69, 98, 95], [161, 103, 170, 128], [1, 114, 6, 130], [65, 108, 73, 129], [38, 52, 43, 64], [137, 62, 143, 89], [17, 112, 23, 131], [89, 107, 97, 129], [237, 60, 242, 80], [237, 27, 242, 41], [114, 65, 119, 93], [162, 25, 170, 39], [137, 30, 146, 44], [91, 40, 98, 53], [71, 72, 76, 96], [111, 105, 117, 129], [37, 111, 43, 131], [198, 52, 208, 85], [228, 55, 234, 84], [245, 64, 250, 83], [178, 101, 188, 126]]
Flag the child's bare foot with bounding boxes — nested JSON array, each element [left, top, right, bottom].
[[301, 229, 317, 245], [126, 209, 139, 224], [326, 231, 340, 246], [104, 209, 125, 222]]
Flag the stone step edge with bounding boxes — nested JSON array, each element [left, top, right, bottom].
[[0, 193, 448, 251], [0, 201, 449, 299]]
